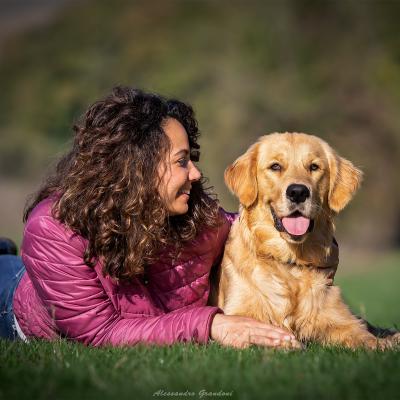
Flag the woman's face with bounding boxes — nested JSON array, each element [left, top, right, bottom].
[[159, 118, 201, 216]]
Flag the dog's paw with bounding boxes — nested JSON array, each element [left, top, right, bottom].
[[386, 332, 400, 347], [349, 336, 393, 351], [376, 338, 394, 350]]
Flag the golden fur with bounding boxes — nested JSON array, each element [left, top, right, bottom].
[[211, 132, 396, 349]]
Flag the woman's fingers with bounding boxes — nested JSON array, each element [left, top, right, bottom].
[[243, 319, 296, 339], [248, 326, 293, 341], [249, 334, 302, 349], [210, 314, 301, 349]]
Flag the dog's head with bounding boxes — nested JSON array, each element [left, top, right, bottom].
[[225, 132, 362, 245]]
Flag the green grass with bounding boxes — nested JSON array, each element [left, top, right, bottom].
[[1, 253, 399, 400], [1, 341, 399, 400], [337, 252, 400, 328]]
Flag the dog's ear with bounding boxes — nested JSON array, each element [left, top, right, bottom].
[[224, 143, 259, 208], [323, 143, 363, 213]]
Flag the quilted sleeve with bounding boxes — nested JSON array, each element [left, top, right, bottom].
[[21, 213, 221, 347]]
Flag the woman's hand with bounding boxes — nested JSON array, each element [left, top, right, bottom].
[[210, 314, 302, 349], [317, 239, 339, 285]]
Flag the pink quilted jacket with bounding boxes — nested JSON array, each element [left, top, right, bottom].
[[13, 197, 235, 347]]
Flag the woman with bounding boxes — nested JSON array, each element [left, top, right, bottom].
[[0, 87, 337, 348]]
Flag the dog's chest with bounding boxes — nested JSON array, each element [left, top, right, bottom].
[[250, 266, 295, 323], [251, 264, 326, 328]]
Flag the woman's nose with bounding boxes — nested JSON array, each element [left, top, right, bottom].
[[189, 162, 201, 182]]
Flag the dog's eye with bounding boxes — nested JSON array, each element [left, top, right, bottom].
[[310, 163, 319, 171], [270, 163, 282, 171]]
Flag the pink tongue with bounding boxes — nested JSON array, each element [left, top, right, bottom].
[[281, 216, 310, 236]]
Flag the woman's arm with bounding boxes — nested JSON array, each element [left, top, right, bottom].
[[21, 213, 221, 347]]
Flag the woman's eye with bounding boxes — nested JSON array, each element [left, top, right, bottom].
[[270, 163, 282, 171], [178, 158, 189, 167], [310, 163, 319, 171]]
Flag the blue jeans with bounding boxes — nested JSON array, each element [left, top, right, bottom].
[[0, 255, 26, 340]]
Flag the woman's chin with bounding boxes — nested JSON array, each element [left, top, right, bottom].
[[168, 202, 189, 216]]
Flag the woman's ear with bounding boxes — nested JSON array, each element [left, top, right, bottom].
[[224, 143, 259, 208], [323, 143, 363, 213]]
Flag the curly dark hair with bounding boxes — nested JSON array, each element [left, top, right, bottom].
[[24, 86, 221, 281]]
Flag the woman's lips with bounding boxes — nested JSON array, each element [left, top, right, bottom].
[[177, 190, 190, 199]]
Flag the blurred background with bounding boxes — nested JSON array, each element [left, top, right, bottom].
[[1, 0, 399, 267]]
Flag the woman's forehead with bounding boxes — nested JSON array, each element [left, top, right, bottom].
[[163, 118, 189, 152]]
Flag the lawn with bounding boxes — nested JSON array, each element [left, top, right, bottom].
[[1, 252, 399, 400], [336, 251, 400, 328]]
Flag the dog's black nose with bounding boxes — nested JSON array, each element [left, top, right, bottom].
[[286, 184, 310, 204]]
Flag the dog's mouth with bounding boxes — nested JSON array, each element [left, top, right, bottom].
[[270, 206, 314, 240]]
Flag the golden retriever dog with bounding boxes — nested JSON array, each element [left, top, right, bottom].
[[212, 132, 398, 349]]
